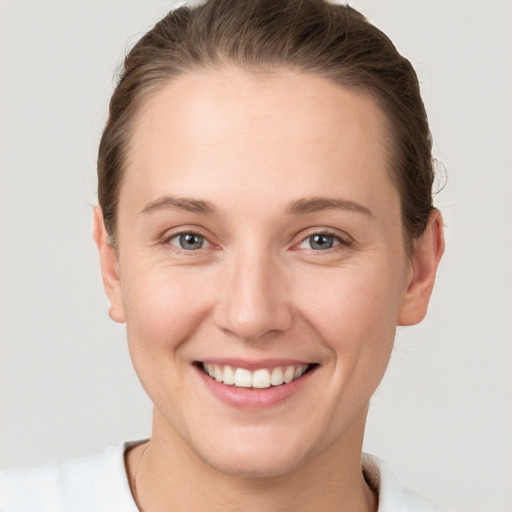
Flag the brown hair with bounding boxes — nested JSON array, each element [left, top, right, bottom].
[[98, 0, 434, 251]]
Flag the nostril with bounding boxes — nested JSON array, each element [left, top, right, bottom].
[[214, 309, 293, 342]]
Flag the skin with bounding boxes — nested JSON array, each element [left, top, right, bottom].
[[94, 67, 444, 512]]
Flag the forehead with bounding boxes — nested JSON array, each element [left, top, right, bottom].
[[122, 67, 396, 214]]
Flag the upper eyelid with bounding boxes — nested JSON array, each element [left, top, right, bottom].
[[296, 233, 346, 250], [169, 232, 208, 242], [295, 227, 351, 243], [161, 226, 212, 242]]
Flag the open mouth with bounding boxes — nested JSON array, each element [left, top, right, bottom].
[[195, 362, 317, 389]]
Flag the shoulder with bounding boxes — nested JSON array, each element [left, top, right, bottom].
[[362, 453, 446, 512], [0, 442, 142, 512]]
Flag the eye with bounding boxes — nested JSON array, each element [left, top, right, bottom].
[[298, 233, 342, 251], [168, 232, 209, 251]]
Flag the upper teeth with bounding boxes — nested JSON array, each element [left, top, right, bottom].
[[202, 363, 310, 389]]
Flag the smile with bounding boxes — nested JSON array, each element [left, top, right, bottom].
[[199, 362, 314, 389]]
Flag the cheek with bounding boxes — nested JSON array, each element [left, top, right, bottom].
[[294, 258, 406, 394], [299, 263, 404, 339], [119, 263, 217, 408], [121, 263, 214, 354]]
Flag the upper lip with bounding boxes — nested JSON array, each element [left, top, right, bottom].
[[195, 358, 316, 371]]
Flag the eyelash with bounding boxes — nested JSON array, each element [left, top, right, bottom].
[[161, 229, 352, 254]]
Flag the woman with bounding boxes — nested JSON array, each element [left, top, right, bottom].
[[0, 0, 445, 510]]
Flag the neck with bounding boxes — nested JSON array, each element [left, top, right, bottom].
[[127, 407, 377, 512]]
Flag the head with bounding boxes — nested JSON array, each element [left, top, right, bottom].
[[94, 0, 444, 478]]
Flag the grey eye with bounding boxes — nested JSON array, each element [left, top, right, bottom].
[[169, 233, 207, 250], [299, 234, 340, 250]]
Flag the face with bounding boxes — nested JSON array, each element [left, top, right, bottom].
[[97, 67, 437, 477]]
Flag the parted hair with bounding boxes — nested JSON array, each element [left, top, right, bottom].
[[98, 0, 434, 251]]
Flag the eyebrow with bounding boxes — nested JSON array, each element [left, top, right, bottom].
[[141, 195, 217, 216], [286, 197, 372, 216], [140, 194, 372, 217]]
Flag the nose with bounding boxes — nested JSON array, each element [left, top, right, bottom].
[[213, 248, 293, 341]]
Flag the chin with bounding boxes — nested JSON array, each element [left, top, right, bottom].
[[202, 447, 305, 479], [190, 427, 317, 479]]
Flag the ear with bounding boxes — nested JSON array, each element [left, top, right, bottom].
[[398, 209, 445, 326], [93, 207, 126, 323]]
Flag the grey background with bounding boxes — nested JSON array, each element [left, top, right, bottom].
[[1, 1, 511, 511]]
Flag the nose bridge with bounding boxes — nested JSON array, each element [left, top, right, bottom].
[[215, 241, 292, 340]]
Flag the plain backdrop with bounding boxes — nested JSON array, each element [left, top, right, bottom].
[[1, 1, 511, 511]]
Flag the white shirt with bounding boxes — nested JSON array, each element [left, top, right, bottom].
[[0, 442, 445, 512]]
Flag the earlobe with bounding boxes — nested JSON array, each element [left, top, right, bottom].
[[93, 207, 126, 324], [397, 209, 445, 326]]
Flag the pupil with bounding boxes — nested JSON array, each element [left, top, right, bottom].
[[311, 234, 333, 250], [180, 233, 203, 250]]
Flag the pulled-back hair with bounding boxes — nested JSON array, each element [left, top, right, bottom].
[[98, 0, 434, 251]]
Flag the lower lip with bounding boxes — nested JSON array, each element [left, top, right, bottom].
[[194, 365, 317, 409]]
